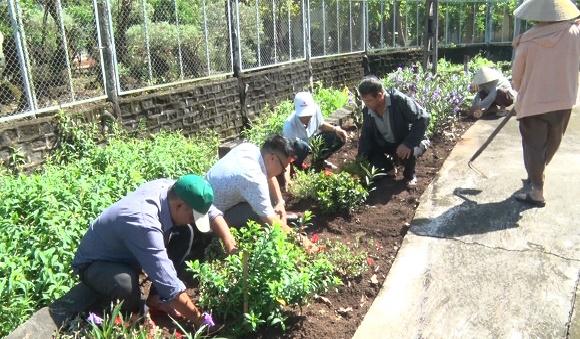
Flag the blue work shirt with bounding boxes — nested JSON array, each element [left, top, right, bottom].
[[72, 179, 186, 301]]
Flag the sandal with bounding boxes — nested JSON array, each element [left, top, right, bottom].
[[514, 193, 546, 208]]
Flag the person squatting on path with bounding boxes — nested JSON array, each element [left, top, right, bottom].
[[205, 134, 316, 250], [357, 76, 431, 188], [511, 0, 580, 207], [468, 66, 516, 118], [282, 91, 348, 186], [72, 175, 232, 330]]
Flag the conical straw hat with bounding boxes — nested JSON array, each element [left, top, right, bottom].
[[514, 0, 580, 21], [473, 66, 502, 85]]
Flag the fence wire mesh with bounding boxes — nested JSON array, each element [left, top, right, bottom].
[[0, 0, 531, 121], [1, 0, 105, 119]]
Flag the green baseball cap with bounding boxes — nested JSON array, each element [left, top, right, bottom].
[[174, 174, 214, 232]]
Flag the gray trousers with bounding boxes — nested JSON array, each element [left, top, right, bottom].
[[519, 109, 571, 188], [79, 224, 194, 313]]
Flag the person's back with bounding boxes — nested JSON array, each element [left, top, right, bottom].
[[512, 20, 580, 118], [205, 142, 272, 216]]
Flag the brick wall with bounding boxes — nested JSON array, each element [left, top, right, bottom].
[[0, 46, 512, 170]]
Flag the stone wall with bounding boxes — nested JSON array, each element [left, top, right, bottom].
[[0, 46, 512, 170]]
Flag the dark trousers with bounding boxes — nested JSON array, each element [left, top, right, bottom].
[[519, 109, 571, 188], [478, 89, 514, 108], [79, 225, 194, 313], [293, 131, 345, 168], [367, 142, 418, 180]]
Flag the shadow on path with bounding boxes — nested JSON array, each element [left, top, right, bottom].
[[411, 181, 535, 237]]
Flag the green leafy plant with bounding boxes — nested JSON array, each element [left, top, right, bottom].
[[0, 118, 219, 337], [287, 170, 318, 200], [318, 239, 369, 281], [187, 221, 340, 335], [314, 170, 368, 214], [339, 156, 385, 192], [290, 210, 314, 237]]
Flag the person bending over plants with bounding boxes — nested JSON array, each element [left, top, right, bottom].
[[282, 91, 348, 184], [205, 134, 317, 250], [468, 66, 516, 119], [357, 75, 431, 188], [72, 174, 234, 331]]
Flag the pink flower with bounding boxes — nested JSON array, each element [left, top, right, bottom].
[[376, 243, 382, 249], [324, 169, 332, 176], [311, 234, 319, 243], [301, 162, 308, 169], [366, 257, 374, 266]]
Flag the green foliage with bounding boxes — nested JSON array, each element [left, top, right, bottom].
[[287, 170, 318, 200], [55, 300, 201, 338], [339, 156, 385, 192], [314, 170, 368, 214], [382, 58, 474, 136], [241, 85, 348, 146], [0, 118, 219, 337], [312, 82, 349, 118], [318, 239, 369, 281], [240, 101, 294, 145], [187, 221, 340, 335]]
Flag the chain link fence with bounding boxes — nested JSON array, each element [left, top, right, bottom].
[[1, 0, 527, 121]]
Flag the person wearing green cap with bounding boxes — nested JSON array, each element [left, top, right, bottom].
[[72, 174, 234, 330]]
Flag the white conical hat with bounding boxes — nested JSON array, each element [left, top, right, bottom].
[[514, 0, 580, 21], [473, 66, 503, 85]]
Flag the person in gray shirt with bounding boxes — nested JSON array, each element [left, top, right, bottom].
[[357, 76, 431, 188], [72, 174, 235, 329]]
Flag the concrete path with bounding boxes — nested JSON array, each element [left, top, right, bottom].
[[354, 104, 580, 338]]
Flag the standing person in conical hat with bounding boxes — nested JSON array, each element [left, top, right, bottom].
[[468, 66, 516, 118], [511, 0, 580, 207]]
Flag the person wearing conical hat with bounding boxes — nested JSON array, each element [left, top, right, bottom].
[[468, 66, 516, 118], [511, 0, 580, 207]]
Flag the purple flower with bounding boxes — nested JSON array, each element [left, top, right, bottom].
[[397, 67, 403, 72], [203, 312, 215, 327], [454, 106, 460, 113], [87, 312, 103, 325]]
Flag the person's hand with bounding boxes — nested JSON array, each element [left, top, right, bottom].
[[335, 126, 348, 143], [274, 200, 287, 224], [396, 144, 412, 159]]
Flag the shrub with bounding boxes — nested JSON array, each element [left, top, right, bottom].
[[314, 170, 368, 214], [187, 221, 341, 334]]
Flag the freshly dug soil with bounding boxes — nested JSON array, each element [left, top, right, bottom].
[[152, 118, 475, 338]]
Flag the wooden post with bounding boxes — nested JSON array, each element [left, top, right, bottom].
[[243, 249, 249, 314]]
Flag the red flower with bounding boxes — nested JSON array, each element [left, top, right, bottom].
[[301, 162, 308, 169], [114, 316, 123, 326], [175, 331, 183, 338], [376, 243, 382, 249], [366, 257, 374, 266], [311, 234, 319, 243], [318, 246, 326, 252], [324, 169, 332, 176]]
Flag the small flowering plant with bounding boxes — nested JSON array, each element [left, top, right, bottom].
[[314, 170, 368, 214], [382, 59, 473, 136]]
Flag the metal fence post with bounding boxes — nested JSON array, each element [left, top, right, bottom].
[[322, 0, 326, 55], [92, 0, 107, 94], [380, 0, 384, 49], [349, 0, 352, 52], [485, 1, 492, 45], [203, 0, 211, 74], [141, 0, 153, 84], [288, 0, 292, 60], [55, 0, 75, 101], [96, 0, 120, 117], [256, 0, 261, 66], [272, 0, 277, 63], [104, 0, 120, 94], [173, 0, 184, 80], [8, 0, 37, 113]]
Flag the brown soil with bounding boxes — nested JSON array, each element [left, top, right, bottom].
[[151, 118, 474, 338]]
